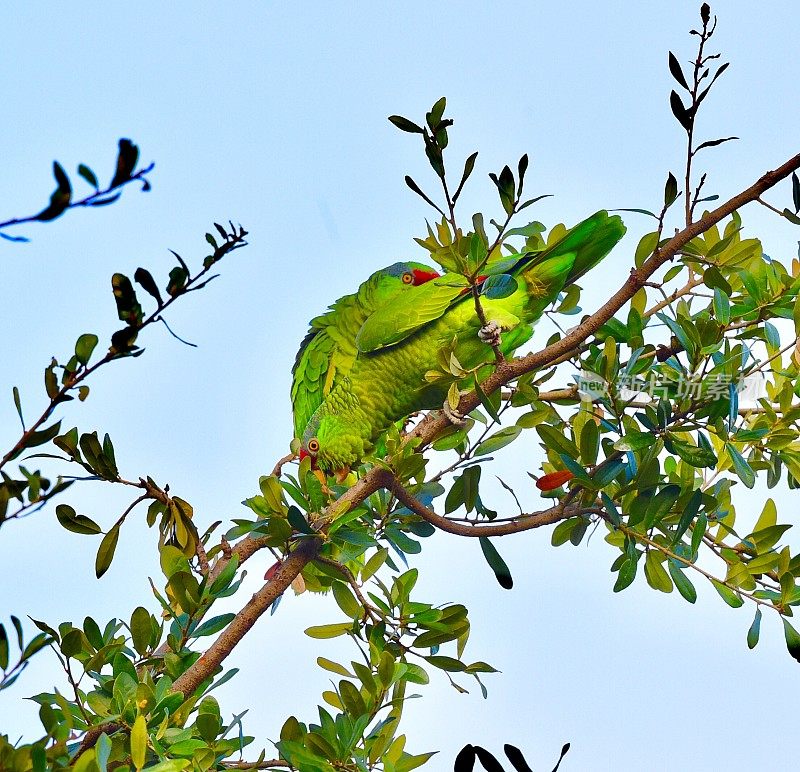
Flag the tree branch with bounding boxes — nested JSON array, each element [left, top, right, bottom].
[[387, 472, 581, 536], [171, 537, 322, 698]]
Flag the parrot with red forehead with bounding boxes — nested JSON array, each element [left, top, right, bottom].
[[291, 261, 440, 439], [299, 210, 626, 473]]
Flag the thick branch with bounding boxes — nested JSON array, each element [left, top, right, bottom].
[[172, 537, 321, 697]]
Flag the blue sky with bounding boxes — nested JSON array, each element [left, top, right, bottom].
[[2, 2, 800, 769]]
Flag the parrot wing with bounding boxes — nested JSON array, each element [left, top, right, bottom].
[[355, 277, 467, 353], [291, 321, 352, 438]]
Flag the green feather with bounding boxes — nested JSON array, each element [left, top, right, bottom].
[[290, 261, 438, 437], [301, 211, 626, 471]]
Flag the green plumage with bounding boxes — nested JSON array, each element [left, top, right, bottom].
[[291, 261, 438, 437], [301, 211, 626, 471]]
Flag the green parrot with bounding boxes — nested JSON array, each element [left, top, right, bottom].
[[298, 211, 626, 473], [291, 261, 440, 439]]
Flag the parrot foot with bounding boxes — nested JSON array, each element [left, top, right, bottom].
[[478, 320, 502, 347], [442, 399, 467, 427]]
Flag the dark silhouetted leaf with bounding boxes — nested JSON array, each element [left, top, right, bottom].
[[134, 267, 163, 305], [479, 536, 513, 589], [77, 164, 98, 188], [504, 744, 533, 772], [668, 51, 689, 90], [670, 90, 693, 132], [551, 743, 571, 772], [793, 172, 800, 214], [694, 136, 738, 153], [664, 172, 678, 206], [388, 115, 424, 134], [453, 151, 478, 203], [111, 273, 143, 326], [111, 138, 139, 187], [454, 745, 476, 772]]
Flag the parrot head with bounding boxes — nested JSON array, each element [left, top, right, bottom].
[[366, 261, 440, 303], [299, 408, 365, 476]]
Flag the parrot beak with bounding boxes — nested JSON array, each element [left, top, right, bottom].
[[298, 448, 319, 470], [412, 268, 440, 285]]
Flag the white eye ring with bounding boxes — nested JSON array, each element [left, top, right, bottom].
[[308, 438, 320, 453], [401, 272, 414, 284]]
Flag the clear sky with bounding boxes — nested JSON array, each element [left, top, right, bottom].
[[2, 2, 799, 770]]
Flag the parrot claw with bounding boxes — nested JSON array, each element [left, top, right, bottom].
[[442, 399, 467, 426], [478, 320, 502, 347]]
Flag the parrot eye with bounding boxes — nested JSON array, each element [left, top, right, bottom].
[[307, 438, 320, 453], [401, 272, 414, 285]]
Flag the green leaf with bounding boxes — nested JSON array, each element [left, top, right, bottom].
[[56, 504, 102, 535], [317, 657, 353, 677], [75, 333, 99, 365], [644, 551, 673, 593], [711, 579, 744, 608], [664, 172, 679, 207], [614, 557, 637, 592], [388, 115, 424, 134], [782, 618, 800, 663], [668, 562, 697, 603], [475, 381, 501, 423], [672, 489, 703, 546], [580, 420, 599, 466], [783, 208, 800, 226], [752, 498, 777, 533], [481, 274, 518, 299], [192, 613, 235, 638], [536, 424, 579, 459], [96, 733, 112, 772], [12, 386, 23, 427], [130, 607, 152, 655], [60, 628, 83, 658], [645, 484, 681, 528], [690, 513, 707, 558], [713, 288, 730, 325], [669, 436, 717, 468], [634, 231, 659, 266], [305, 623, 352, 639], [95, 522, 121, 578], [361, 548, 388, 582], [332, 582, 361, 619], [725, 443, 756, 488], [747, 608, 762, 649], [479, 536, 513, 589], [130, 713, 147, 769], [613, 431, 656, 452]]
